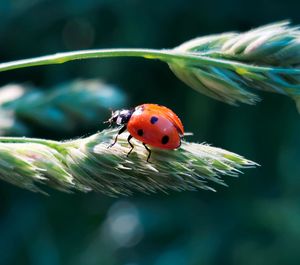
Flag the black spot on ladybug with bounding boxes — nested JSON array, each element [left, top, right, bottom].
[[161, 135, 169, 144], [137, 129, 144, 136], [150, 116, 158, 124]]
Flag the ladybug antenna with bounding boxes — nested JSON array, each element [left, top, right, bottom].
[[103, 109, 114, 124]]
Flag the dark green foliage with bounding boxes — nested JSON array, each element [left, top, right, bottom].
[[0, 80, 126, 137]]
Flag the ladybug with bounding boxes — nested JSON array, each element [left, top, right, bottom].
[[107, 104, 184, 161]]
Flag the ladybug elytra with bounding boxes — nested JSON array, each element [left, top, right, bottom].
[[107, 104, 184, 161]]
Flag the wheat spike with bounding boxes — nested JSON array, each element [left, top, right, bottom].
[[0, 129, 256, 196]]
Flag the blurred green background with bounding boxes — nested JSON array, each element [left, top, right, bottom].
[[1, 0, 300, 264]]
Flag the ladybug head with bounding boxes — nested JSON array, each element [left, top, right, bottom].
[[107, 109, 134, 126]]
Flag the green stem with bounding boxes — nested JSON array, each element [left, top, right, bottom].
[[0, 48, 298, 74], [0, 49, 170, 72]]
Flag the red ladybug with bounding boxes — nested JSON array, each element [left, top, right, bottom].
[[107, 104, 184, 161]]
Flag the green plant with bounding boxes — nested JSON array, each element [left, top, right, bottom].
[[0, 22, 299, 110], [0, 129, 256, 195], [0, 22, 277, 195], [0, 79, 126, 136]]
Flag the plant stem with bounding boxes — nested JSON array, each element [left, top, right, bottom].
[[0, 48, 297, 74]]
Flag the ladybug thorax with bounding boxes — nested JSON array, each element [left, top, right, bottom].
[[110, 109, 134, 125]]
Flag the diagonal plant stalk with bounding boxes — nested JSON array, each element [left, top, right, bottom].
[[0, 128, 256, 196], [1, 22, 300, 110]]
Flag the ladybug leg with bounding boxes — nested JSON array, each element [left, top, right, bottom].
[[108, 125, 127, 148], [126, 134, 134, 157], [142, 143, 152, 162], [177, 139, 182, 148]]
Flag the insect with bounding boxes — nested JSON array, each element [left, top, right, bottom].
[[107, 104, 184, 162]]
